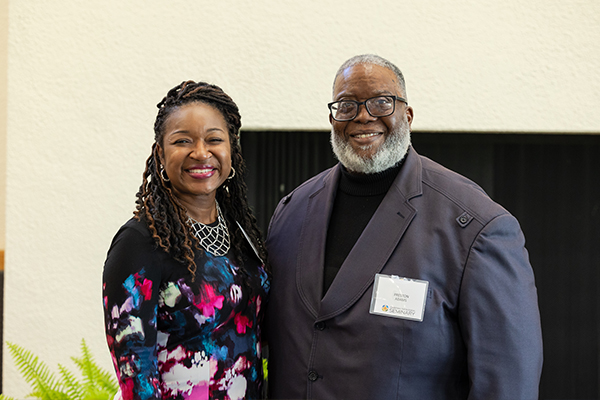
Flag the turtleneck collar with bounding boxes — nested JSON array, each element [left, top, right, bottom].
[[338, 160, 404, 197]]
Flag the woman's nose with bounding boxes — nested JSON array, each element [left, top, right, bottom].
[[190, 142, 210, 159]]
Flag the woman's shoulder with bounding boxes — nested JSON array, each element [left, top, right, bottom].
[[120, 216, 151, 235], [105, 217, 161, 270], [109, 216, 155, 246]]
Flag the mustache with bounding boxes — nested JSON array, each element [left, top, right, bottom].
[[330, 118, 411, 174]]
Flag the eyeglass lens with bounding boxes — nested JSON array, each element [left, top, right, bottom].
[[331, 96, 395, 121]]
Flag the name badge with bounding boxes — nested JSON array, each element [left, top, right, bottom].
[[369, 274, 428, 321]]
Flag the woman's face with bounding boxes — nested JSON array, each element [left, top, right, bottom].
[[158, 102, 232, 207]]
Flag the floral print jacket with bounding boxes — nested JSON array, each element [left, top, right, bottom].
[[103, 218, 270, 400]]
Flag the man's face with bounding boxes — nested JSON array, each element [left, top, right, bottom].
[[329, 63, 414, 174]]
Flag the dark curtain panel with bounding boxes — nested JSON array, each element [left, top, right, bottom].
[[241, 130, 337, 235], [241, 130, 600, 400]]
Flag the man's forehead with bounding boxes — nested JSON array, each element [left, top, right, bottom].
[[338, 63, 389, 79], [340, 62, 377, 76], [333, 63, 400, 96]]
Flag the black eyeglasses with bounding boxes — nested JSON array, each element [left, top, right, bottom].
[[328, 95, 407, 122]]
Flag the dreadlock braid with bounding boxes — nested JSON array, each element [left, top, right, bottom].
[[135, 80, 268, 280]]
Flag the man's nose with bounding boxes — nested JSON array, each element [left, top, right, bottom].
[[353, 104, 377, 123]]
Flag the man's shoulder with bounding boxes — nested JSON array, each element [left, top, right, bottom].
[[267, 165, 338, 231], [281, 165, 337, 202], [419, 155, 486, 193], [415, 153, 508, 219]]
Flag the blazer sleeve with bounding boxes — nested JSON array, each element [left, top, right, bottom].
[[458, 213, 543, 400], [103, 224, 164, 400]]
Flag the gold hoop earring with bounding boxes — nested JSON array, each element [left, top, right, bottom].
[[222, 167, 235, 195], [160, 166, 170, 182], [227, 167, 236, 180]]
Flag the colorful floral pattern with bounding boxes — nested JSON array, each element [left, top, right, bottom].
[[103, 218, 269, 400]]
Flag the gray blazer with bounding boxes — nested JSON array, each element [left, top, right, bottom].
[[265, 147, 543, 400]]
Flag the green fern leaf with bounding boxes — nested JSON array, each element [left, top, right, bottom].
[[69, 339, 118, 395], [58, 364, 85, 400], [81, 388, 115, 400], [88, 363, 118, 393], [5, 339, 118, 400], [5, 342, 66, 399], [28, 388, 70, 400], [71, 339, 100, 391]]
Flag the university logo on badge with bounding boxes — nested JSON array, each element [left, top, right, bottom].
[[382, 305, 389, 312]]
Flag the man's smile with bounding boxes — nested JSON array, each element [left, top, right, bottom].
[[351, 132, 382, 138]]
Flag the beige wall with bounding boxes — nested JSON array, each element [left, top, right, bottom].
[[3, 0, 600, 396], [0, 0, 7, 254]]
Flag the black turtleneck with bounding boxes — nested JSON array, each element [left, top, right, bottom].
[[323, 162, 403, 297]]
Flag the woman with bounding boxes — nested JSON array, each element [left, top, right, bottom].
[[103, 81, 269, 400]]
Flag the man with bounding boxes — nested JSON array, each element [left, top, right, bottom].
[[265, 54, 543, 399]]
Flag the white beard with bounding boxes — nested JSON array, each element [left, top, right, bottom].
[[330, 115, 411, 174]]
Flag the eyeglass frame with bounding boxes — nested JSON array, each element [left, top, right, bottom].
[[328, 95, 408, 122]]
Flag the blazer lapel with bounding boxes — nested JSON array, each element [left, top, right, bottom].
[[318, 148, 422, 320], [296, 166, 341, 318]]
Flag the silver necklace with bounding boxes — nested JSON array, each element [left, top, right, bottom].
[[188, 201, 230, 256]]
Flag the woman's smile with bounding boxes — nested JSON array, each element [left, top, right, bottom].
[[186, 165, 217, 179], [158, 102, 232, 214]]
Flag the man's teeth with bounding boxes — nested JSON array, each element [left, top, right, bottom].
[[189, 168, 212, 174], [353, 133, 380, 138]]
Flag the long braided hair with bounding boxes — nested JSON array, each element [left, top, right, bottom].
[[134, 80, 267, 279]]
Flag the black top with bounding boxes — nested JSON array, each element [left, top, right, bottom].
[[323, 162, 403, 296]]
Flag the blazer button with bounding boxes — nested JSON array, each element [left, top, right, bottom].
[[315, 322, 326, 330], [308, 370, 319, 382]]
